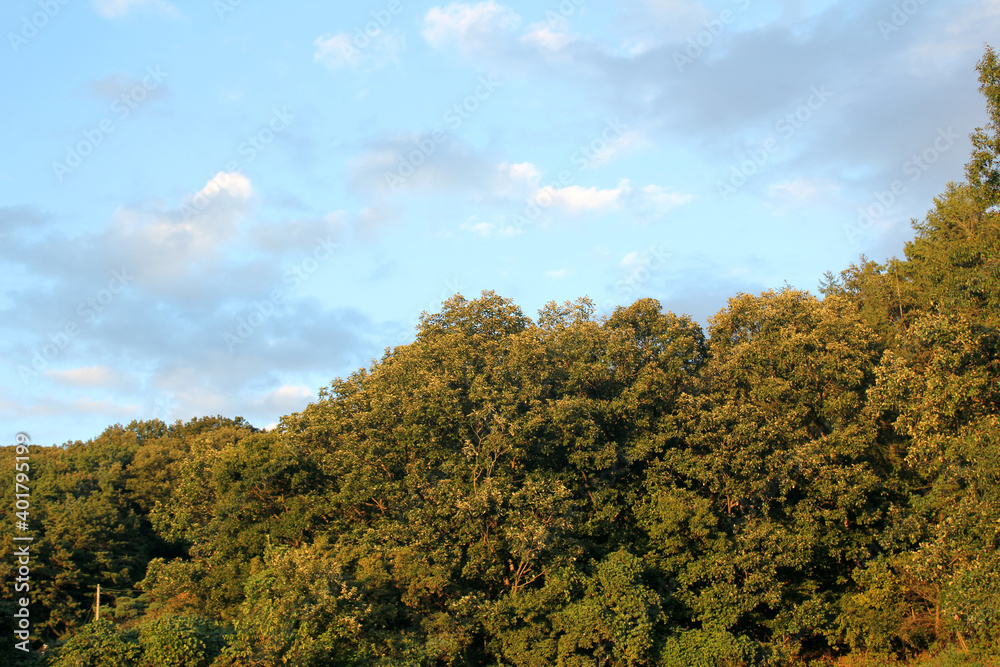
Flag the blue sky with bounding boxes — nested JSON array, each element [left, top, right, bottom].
[[2, 0, 997, 445]]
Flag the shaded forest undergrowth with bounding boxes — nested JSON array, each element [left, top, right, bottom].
[[4, 47, 1000, 667]]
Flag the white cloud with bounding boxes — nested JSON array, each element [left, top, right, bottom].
[[544, 268, 568, 279], [422, 2, 521, 54], [421, 1, 589, 63], [197, 171, 253, 200], [525, 178, 695, 220], [271, 385, 313, 401], [164, 173, 252, 248], [537, 182, 626, 211], [75, 397, 140, 415], [314, 34, 360, 67], [765, 177, 838, 210], [621, 251, 641, 267], [453, 163, 694, 228], [520, 25, 575, 52], [105, 172, 253, 285], [314, 31, 405, 71], [255, 385, 315, 415], [504, 161, 541, 183], [460, 214, 524, 238], [768, 178, 834, 201], [92, 0, 178, 19], [46, 366, 127, 388], [461, 218, 497, 237], [633, 184, 696, 209]]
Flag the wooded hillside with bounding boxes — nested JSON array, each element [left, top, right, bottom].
[[3, 46, 1000, 667]]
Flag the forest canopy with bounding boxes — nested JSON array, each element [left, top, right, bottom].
[[3, 46, 1000, 667]]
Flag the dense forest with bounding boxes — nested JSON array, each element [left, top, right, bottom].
[[3, 47, 1000, 667]]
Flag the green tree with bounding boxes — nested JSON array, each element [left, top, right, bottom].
[[46, 619, 141, 667], [640, 289, 891, 660]]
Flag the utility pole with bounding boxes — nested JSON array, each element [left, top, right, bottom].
[[96, 584, 101, 621]]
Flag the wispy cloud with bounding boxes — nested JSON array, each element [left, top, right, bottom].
[[92, 0, 178, 19], [46, 365, 135, 389], [314, 31, 406, 72], [535, 178, 693, 214], [422, 1, 522, 55]]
